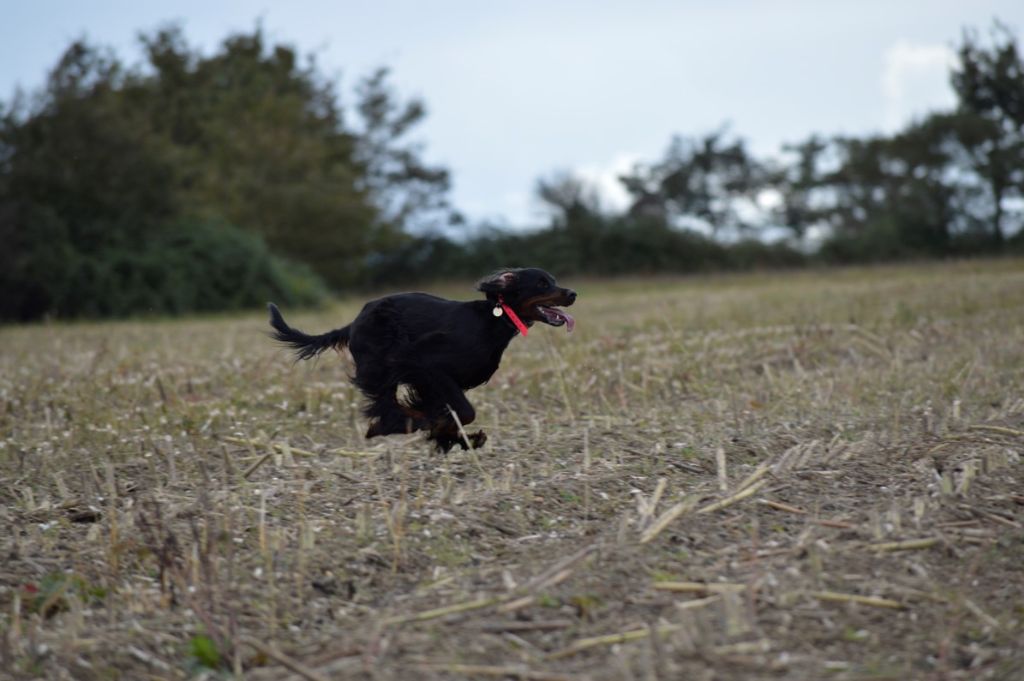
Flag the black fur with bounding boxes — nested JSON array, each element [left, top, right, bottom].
[[269, 268, 577, 451], [268, 303, 350, 361]]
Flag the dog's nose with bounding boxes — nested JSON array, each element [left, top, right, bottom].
[[565, 289, 577, 304]]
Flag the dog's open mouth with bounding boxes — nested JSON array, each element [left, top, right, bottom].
[[537, 305, 575, 332]]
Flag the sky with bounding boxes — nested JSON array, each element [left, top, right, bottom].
[[2, 1, 1022, 227]]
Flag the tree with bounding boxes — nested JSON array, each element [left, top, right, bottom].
[[950, 23, 1024, 244], [353, 68, 459, 235], [769, 135, 831, 239], [135, 27, 385, 287], [953, 22, 1024, 130], [1, 25, 461, 320], [0, 41, 181, 319], [535, 171, 603, 226], [619, 129, 764, 236], [810, 112, 1013, 260]]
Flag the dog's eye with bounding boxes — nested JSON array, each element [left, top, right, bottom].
[[539, 278, 550, 289]]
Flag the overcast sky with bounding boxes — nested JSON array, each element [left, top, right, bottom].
[[2, 1, 1022, 226]]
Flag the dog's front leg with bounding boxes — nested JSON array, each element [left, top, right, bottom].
[[404, 370, 486, 452], [431, 424, 487, 452]]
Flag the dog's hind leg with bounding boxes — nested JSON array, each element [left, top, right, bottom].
[[363, 388, 431, 438], [355, 362, 429, 438]]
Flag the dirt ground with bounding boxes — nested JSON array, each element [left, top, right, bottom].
[[2, 260, 1023, 680]]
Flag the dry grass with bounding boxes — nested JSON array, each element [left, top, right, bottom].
[[2, 259, 1023, 680]]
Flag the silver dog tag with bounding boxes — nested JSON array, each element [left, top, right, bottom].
[[492, 306, 503, 317]]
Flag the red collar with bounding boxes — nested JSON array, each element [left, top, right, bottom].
[[498, 296, 529, 336]]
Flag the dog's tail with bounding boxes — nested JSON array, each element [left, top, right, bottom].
[[267, 303, 351, 361]]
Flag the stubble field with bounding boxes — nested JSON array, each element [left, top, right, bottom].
[[2, 259, 1023, 680]]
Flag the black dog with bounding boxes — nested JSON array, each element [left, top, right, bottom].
[[268, 268, 576, 451]]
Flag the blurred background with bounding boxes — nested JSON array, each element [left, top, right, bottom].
[[1, 1, 1022, 321]]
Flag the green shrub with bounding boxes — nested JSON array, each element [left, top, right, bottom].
[[726, 238, 808, 270], [818, 219, 914, 264], [2, 218, 327, 321]]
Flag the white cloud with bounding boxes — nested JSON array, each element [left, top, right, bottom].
[[881, 41, 957, 130], [573, 153, 641, 213]]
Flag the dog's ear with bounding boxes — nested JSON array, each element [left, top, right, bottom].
[[477, 270, 518, 295]]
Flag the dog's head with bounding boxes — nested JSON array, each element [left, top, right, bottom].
[[477, 268, 577, 331]]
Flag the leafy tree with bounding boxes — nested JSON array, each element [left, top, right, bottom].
[[0, 39, 326, 321], [769, 135, 831, 238], [815, 24, 1024, 258], [535, 171, 603, 225], [353, 68, 459, 234], [620, 129, 764, 236], [954, 22, 1024, 129], [0, 41, 183, 319], [135, 27, 386, 287], [951, 22, 1024, 244], [1, 25, 456, 319], [813, 126, 958, 260]]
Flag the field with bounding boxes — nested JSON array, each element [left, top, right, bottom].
[[2, 260, 1024, 680]]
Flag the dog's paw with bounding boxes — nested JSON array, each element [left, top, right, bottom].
[[468, 430, 487, 449], [431, 429, 486, 453], [433, 435, 459, 453]]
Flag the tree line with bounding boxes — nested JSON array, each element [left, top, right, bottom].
[[2, 23, 1022, 320], [0, 27, 455, 320]]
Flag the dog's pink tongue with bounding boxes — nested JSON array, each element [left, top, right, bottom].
[[556, 309, 576, 333]]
